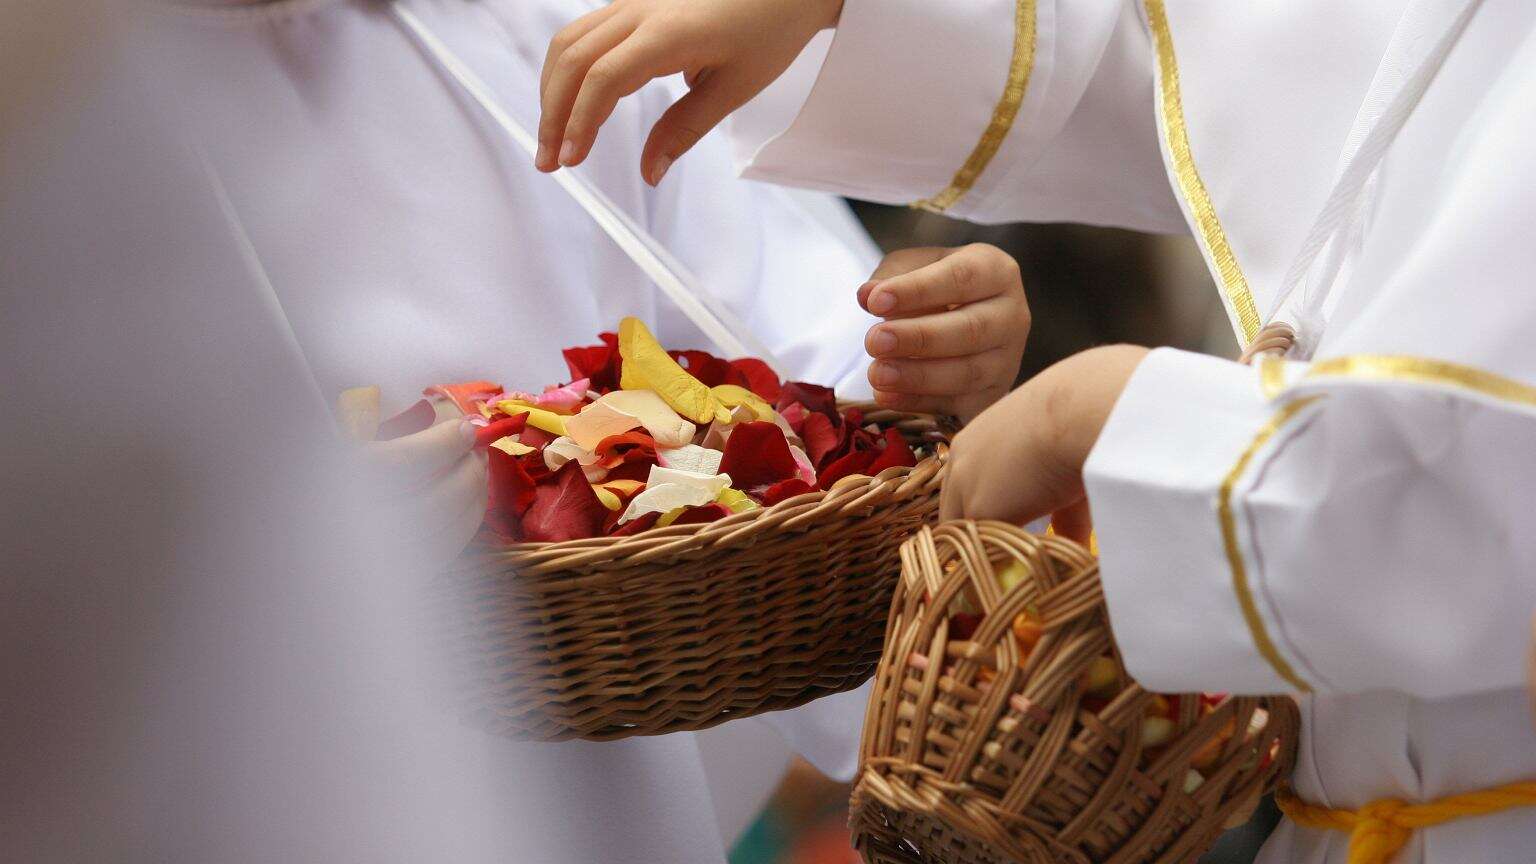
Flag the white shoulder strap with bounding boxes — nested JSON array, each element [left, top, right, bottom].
[[388, 1, 786, 375], [1267, 0, 1483, 332]]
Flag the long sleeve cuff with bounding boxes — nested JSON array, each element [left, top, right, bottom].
[[1083, 348, 1298, 695], [728, 0, 1131, 222]]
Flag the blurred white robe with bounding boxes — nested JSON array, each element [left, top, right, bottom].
[[136, 1, 881, 862], [729, 1, 1536, 862]]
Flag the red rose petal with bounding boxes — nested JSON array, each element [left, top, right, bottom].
[[718, 421, 800, 488], [729, 358, 781, 401], [670, 502, 731, 526], [485, 443, 540, 539], [670, 349, 734, 388], [758, 478, 816, 507], [866, 427, 918, 474], [777, 381, 838, 420], [423, 380, 503, 416], [376, 398, 437, 441], [817, 449, 877, 488], [562, 331, 621, 393], [516, 426, 560, 449], [602, 461, 653, 484], [521, 461, 610, 542], [800, 411, 841, 468], [607, 510, 661, 537], [473, 414, 529, 450]]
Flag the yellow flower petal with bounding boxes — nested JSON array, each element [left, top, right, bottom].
[[617, 317, 722, 424], [715, 487, 760, 515], [592, 485, 622, 511], [495, 401, 569, 436], [655, 506, 688, 528], [489, 436, 535, 456], [710, 384, 774, 421]]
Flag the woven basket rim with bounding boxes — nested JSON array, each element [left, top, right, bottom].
[[467, 402, 950, 573]]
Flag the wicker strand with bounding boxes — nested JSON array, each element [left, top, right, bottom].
[[851, 521, 1299, 864], [440, 403, 948, 741]]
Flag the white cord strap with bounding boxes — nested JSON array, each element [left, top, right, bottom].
[[1266, 0, 1483, 346], [388, 1, 785, 375]]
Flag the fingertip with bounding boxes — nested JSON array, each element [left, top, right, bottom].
[[866, 325, 897, 357], [645, 154, 673, 187], [457, 417, 478, 447], [867, 286, 897, 315], [558, 139, 578, 167], [856, 280, 879, 311]]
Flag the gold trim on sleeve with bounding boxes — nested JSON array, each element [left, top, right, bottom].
[[1145, 0, 1261, 345], [1219, 396, 1321, 693], [1259, 355, 1287, 400], [910, 0, 1037, 213], [1308, 355, 1536, 406]]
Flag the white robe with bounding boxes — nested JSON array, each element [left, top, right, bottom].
[[137, 1, 880, 862], [729, 1, 1536, 862]]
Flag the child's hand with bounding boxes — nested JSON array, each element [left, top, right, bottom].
[[940, 345, 1149, 530], [860, 244, 1031, 422], [537, 0, 843, 184]]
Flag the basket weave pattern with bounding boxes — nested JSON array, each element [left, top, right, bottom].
[[851, 522, 1299, 864], [441, 405, 949, 741]]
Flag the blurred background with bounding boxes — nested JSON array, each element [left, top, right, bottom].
[[728, 204, 1275, 864]]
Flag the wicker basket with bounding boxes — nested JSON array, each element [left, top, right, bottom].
[[851, 521, 1299, 864], [438, 404, 950, 742]]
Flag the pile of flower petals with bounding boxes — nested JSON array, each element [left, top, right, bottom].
[[426, 318, 920, 543]]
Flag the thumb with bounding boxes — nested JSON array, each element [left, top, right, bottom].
[[640, 67, 757, 186]]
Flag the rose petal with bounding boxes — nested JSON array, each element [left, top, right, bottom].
[[473, 415, 529, 450], [729, 358, 781, 401], [776, 381, 837, 421], [424, 380, 504, 416], [495, 401, 569, 437], [486, 443, 540, 539], [800, 411, 841, 468], [867, 427, 918, 474], [718, 421, 800, 488], [618, 465, 732, 524], [714, 487, 760, 515], [521, 461, 610, 542], [788, 444, 818, 486], [607, 510, 660, 537], [657, 443, 723, 476], [489, 436, 534, 457], [758, 478, 816, 507], [617, 317, 728, 424], [817, 449, 878, 488], [710, 384, 775, 420], [670, 350, 735, 387], [660, 502, 731, 527], [586, 390, 697, 449], [562, 333, 621, 393]]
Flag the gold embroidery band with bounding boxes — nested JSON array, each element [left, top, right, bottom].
[[1145, 0, 1261, 345], [911, 0, 1037, 213], [1309, 355, 1536, 407], [1218, 396, 1321, 693]]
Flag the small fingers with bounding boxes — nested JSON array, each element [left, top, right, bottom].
[[640, 65, 756, 185], [865, 294, 1025, 358], [865, 244, 1020, 316], [410, 451, 489, 536], [563, 31, 679, 168], [868, 348, 1019, 396], [537, 12, 637, 170]]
